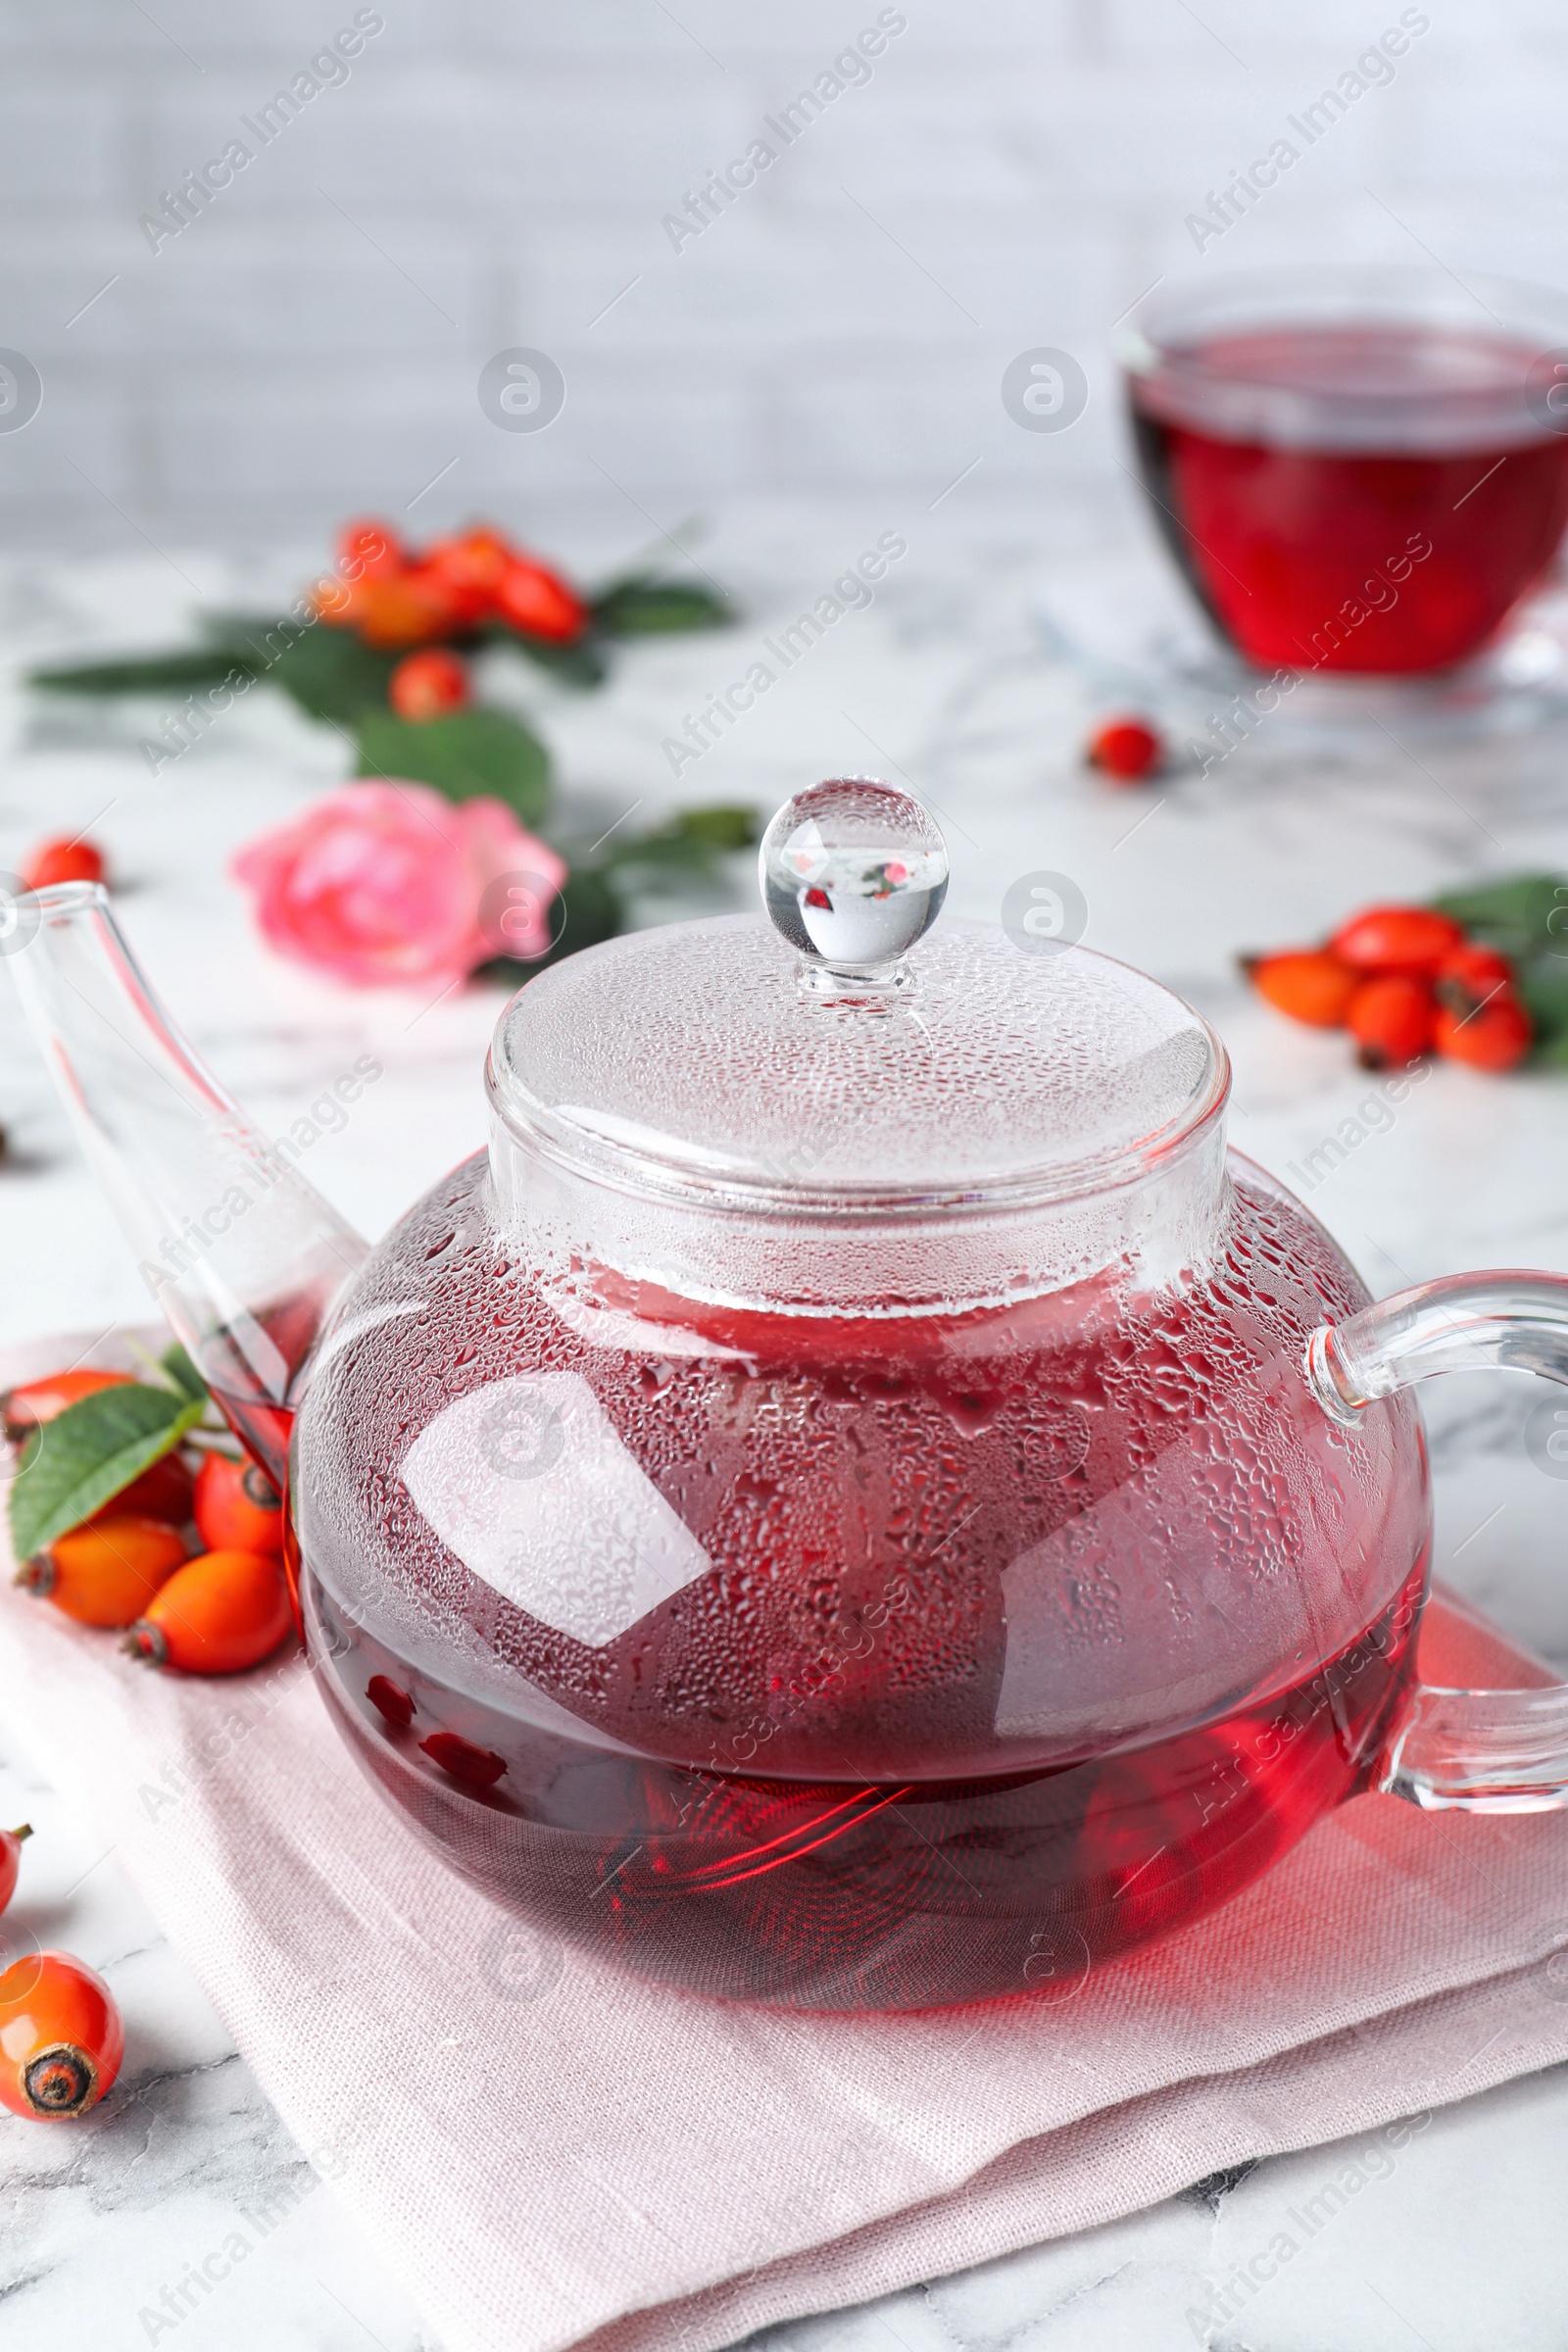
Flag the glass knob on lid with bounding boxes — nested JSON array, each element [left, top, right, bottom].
[[759, 777, 949, 987], [485, 772, 1232, 1312]]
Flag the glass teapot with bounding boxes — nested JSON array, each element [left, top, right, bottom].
[[13, 779, 1568, 2013]]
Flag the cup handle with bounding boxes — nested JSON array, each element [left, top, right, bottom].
[[1306, 1271, 1568, 1812]]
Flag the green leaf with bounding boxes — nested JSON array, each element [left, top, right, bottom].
[[590, 576, 734, 636], [598, 804, 760, 875], [485, 627, 609, 689], [160, 1342, 209, 1404], [1427, 875, 1568, 1063], [475, 866, 623, 985], [354, 709, 552, 825], [9, 1386, 203, 1561], [1430, 875, 1568, 962], [1513, 962, 1568, 1048], [208, 614, 402, 722], [27, 649, 257, 696], [670, 804, 759, 851]]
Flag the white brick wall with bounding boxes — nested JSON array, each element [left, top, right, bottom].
[[0, 0, 1564, 547]]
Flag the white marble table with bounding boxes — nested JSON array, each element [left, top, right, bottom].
[[3, 504, 1568, 2350]]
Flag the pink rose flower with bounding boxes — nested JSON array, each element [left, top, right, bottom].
[[231, 782, 566, 988]]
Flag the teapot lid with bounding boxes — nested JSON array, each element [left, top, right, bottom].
[[487, 781, 1227, 1221]]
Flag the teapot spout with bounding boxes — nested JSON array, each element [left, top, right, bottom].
[[7, 883, 368, 1487]]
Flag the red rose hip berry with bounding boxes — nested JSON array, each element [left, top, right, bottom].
[[368, 1675, 416, 1730], [1086, 715, 1164, 783], [418, 1731, 506, 1788], [420, 527, 515, 617], [193, 1450, 283, 1557], [1347, 975, 1435, 1069], [335, 518, 406, 580], [112, 1450, 194, 1525], [3, 1366, 132, 1442], [388, 648, 470, 722], [1434, 942, 1516, 1019], [1328, 905, 1464, 978], [1434, 995, 1533, 1071], [494, 558, 589, 645], [0, 1951, 123, 2121], [21, 838, 107, 891], [0, 1824, 31, 1916]]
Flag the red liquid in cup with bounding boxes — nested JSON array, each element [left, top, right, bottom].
[[1130, 324, 1568, 674], [292, 1154, 1430, 2009]]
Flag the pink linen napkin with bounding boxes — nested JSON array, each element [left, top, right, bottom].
[[3, 1325, 1568, 2352]]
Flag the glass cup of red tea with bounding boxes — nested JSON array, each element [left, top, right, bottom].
[[1116, 267, 1568, 679]]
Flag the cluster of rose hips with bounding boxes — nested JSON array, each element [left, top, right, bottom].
[[0, 1832, 122, 2125], [7, 1370, 293, 1673], [0, 1375, 300, 2127], [317, 520, 592, 726], [1245, 906, 1533, 1072]]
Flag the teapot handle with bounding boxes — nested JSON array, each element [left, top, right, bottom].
[[1306, 1271, 1568, 1812]]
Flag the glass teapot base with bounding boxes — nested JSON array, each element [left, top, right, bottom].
[[304, 1560, 1426, 2013]]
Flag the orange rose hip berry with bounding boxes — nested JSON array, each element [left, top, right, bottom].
[[0, 1950, 123, 2121], [1242, 950, 1359, 1029], [18, 1515, 187, 1629], [2, 1366, 133, 1442], [123, 1549, 292, 1674]]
